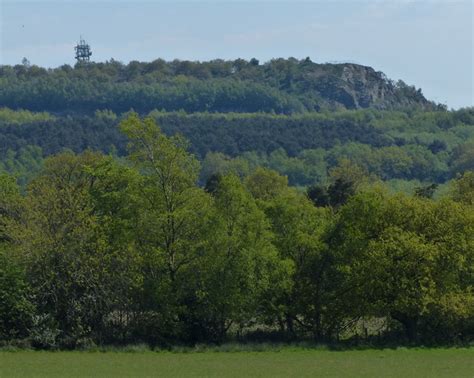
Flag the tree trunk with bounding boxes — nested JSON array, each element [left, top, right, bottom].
[[285, 314, 295, 339], [391, 311, 418, 343]]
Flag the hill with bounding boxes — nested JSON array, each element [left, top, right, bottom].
[[0, 58, 438, 114]]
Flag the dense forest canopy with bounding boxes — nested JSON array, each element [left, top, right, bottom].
[[0, 58, 438, 114], [1, 107, 473, 189]]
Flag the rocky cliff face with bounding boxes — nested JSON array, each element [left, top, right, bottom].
[[301, 63, 433, 110]]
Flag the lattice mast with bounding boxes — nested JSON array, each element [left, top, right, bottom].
[[74, 36, 92, 63]]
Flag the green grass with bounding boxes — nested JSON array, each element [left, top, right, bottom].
[[1, 348, 473, 377]]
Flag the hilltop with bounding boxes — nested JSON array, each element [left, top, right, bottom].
[[0, 58, 438, 114]]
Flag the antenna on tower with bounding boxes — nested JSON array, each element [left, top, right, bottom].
[[74, 36, 92, 63]]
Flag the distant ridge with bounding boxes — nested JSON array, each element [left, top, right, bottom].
[[0, 58, 439, 114]]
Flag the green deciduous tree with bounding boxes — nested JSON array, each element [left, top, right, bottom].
[[21, 152, 142, 346], [0, 175, 34, 340], [120, 114, 214, 343], [450, 171, 474, 206], [184, 174, 292, 342], [330, 189, 474, 342]]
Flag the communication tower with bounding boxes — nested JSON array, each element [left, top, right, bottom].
[[74, 36, 92, 63]]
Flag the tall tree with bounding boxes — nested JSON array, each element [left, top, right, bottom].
[[331, 189, 474, 342], [0, 175, 34, 340], [190, 174, 292, 342], [21, 152, 142, 346], [120, 113, 213, 342]]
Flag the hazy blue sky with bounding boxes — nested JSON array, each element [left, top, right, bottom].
[[1, 1, 472, 109]]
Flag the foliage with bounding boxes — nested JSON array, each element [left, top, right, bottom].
[[328, 190, 474, 342], [3, 108, 472, 189], [0, 59, 435, 115], [0, 114, 473, 347], [449, 171, 474, 206], [0, 175, 34, 339], [0, 107, 54, 124]]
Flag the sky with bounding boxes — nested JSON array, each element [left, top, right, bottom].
[[0, 0, 472, 109]]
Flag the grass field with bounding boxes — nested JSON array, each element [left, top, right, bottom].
[[1, 348, 473, 377]]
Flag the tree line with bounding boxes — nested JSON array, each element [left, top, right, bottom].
[[1, 115, 473, 348], [1, 107, 473, 187]]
